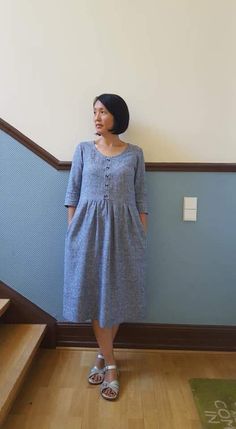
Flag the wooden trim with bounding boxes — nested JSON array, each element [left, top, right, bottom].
[[1, 118, 236, 172], [0, 118, 70, 170], [0, 280, 57, 348], [1, 277, 235, 351], [145, 162, 236, 172], [57, 322, 236, 351]]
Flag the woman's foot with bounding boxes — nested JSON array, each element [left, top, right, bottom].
[[100, 365, 119, 400], [88, 353, 105, 385]]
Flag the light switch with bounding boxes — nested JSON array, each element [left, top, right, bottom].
[[183, 197, 198, 222], [183, 209, 197, 221], [184, 197, 198, 210]]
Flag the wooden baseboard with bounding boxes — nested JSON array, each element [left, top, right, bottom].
[[1, 280, 236, 351], [56, 322, 236, 351]]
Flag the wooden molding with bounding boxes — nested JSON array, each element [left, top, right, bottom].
[[1, 117, 236, 172], [57, 322, 236, 351], [145, 162, 236, 172], [1, 278, 235, 351], [0, 118, 70, 170], [0, 280, 57, 348]]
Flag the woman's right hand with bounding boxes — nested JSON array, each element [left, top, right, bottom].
[[68, 206, 76, 225]]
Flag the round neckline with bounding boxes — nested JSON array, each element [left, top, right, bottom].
[[92, 141, 130, 158]]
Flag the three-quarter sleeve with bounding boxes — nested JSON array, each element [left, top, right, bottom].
[[134, 148, 148, 214], [64, 143, 83, 207]]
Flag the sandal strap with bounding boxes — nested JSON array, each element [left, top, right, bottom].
[[101, 380, 119, 394], [97, 353, 104, 360], [105, 364, 117, 371], [88, 366, 105, 377]]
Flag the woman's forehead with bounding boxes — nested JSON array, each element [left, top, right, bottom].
[[94, 100, 107, 110]]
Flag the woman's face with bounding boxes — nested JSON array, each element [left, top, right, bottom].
[[93, 100, 114, 135]]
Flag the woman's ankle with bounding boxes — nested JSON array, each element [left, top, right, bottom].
[[103, 355, 115, 365]]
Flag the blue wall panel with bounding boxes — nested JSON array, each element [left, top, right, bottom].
[[0, 131, 68, 318], [1, 130, 236, 324], [146, 172, 236, 324]]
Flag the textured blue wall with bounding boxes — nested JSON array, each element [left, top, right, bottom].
[[0, 131, 68, 319], [146, 172, 236, 324], [1, 130, 236, 324]]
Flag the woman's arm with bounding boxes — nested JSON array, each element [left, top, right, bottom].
[[68, 206, 76, 225], [64, 143, 83, 208], [134, 148, 149, 233]]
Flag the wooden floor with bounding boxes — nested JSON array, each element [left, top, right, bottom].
[[2, 347, 236, 429]]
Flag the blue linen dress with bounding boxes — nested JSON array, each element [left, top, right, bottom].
[[63, 141, 148, 328]]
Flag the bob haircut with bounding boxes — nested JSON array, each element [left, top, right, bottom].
[[93, 93, 129, 135]]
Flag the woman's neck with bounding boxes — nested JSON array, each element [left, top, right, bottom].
[[97, 134, 123, 147]]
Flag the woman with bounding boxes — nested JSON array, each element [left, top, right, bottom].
[[63, 93, 148, 400]]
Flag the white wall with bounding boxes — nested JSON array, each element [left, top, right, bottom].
[[0, 0, 235, 162]]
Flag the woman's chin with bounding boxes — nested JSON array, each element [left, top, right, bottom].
[[95, 128, 106, 136]]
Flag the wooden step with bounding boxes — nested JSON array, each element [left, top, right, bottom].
[[0, 324, 46, 426], [0, 300, 10, 317]]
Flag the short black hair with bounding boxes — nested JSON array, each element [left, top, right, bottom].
[[93, 93, 129, 135]]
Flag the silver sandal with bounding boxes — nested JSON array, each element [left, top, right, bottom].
[[100, 364, 120, 400], [88, 353, 105, 385]]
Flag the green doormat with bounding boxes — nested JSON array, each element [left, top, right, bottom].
[[189, 379, 236, 428]]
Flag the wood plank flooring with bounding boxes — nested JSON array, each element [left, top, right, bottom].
[[2, 348, 236, 429]]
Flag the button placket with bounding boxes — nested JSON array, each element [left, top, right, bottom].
[[104, 158, 111, 199]]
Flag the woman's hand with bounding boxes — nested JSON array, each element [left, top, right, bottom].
[[68, 206, 76, 225], [139, 213, 148, 233]]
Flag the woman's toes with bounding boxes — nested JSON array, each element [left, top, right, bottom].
[[91, 374, 101, 383], [106, 388, 114, 398], [95, 375, 101, 383]]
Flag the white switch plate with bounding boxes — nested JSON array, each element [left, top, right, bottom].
[[184, 197, 198, 210], [183, 209, 197, 221]]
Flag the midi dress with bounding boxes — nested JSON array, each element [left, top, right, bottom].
[[63, 140, 148, 328]]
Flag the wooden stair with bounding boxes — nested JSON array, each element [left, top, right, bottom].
[[0, 300, 10, 317], [0, 299, 46, 427]]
